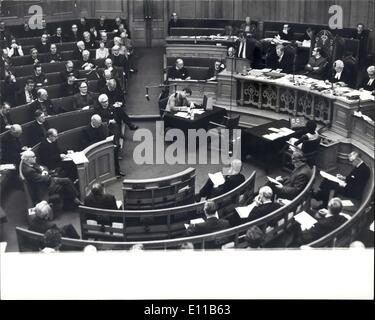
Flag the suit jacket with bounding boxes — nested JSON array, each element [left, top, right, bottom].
[[84, 193, 117, 210], [276, 51, 294, 73], [36, 42, 50, 54], [0, 134, 23, 165], [16, 87, 36, 105], [50, 34, 64, 44], [66, 31, 82, 43], [276, 163, 312, 200], [102, 87, 124, 106], [45, 52, 62, 63], [235, 38, 258, 63], [31, 99, 60, 116], [33, 121, 50, 141], [331, 67, 354, 88], [21, 162, 51, 201], [167, 66, 189, 80], [299, 215, 348, 244], [82, 124, 109, 148], [358, 75, 375, 91], [305, 56, 328, 79], [344, 162, 370, 200], [59, 69, 79, 83], [247, 202, 282, 222], [72, 48, 85, 61], [72, 92, 97, 110], [109, 54, 128, 71], [199, 173, 245, 199], [32, 72, 48, 86], [38, 139, 62, 170]]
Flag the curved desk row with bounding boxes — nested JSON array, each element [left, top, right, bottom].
[[79, 171, 256, 242], [16, 167, 315, 250]]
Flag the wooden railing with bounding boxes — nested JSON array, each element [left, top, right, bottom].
[[79, 171, 256, 242]]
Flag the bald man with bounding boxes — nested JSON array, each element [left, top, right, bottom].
[[0, 124, 25, 166], [245, 186, 282, 222], [197, 159, 245, 201], [167, 58, 190, 80]]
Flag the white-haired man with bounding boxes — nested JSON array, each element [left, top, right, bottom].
[[31, 88, 59, 115], [21, 150, 82, 207], [167, 58, 190, 80], [83, 31, 96, 49], [80, 50, 96, 71], [73, 40, 85, 60], [0, 124, 25, 166], [197, 159, 245, 201], [358, 65, 375, 91], [330, 59, 354, 87]]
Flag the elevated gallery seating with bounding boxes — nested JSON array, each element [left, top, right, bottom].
[[122, 167, 196, 210]]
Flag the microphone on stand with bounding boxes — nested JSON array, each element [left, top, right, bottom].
[[145, 87, 150, 101]]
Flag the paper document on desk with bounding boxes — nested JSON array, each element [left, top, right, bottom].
[[341, 200, 354, 207], [302, 40, 311, 48], [294, 211, 317, 231], [268, 127, 281, 132], [0, 164, 16, 171], [193, 109, 205, 115], [320, 171, 346, 187], [279, 127, 295, 135], [175, 112, 190, 118], [236, 202, 257, 218], [262, 133, 280, 140], [208, 172, 225, 187], [68, 151, 89, 165], [190, 218, 205, 225], [267, 176, 282, 187]]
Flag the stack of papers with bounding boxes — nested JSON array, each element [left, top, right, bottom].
[[185, 218, 205, 229], [0, 164, 16, 171], [294, 211, 317, 231], [301, 40, 311, 48], [208, 172, 225, 187], [263, 127, 294, 140], [174, 112, 190, 118], [235, 202, 257, 218], [319, 171, 347, 187], [65, 152, 89, 165], [341, 200, 354, 207]]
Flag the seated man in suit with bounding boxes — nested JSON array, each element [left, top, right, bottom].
[[304, 47, 328, 80], [274, 44, 294, 73], [245, 186, 282, 222], [17, 78, 37, 105], [313, 151, 370, 208], [197, 159, 245, 201], [0, 124, 25, 166], [73, 41, 86, 61], [330, 59, 354, 88], [36, 34, 50, 54], [72, 81, 97, 110], [32, 64, 48, 86], [165, 87, 194, 113], [268, 151, 312, 200], [0, 102, 12, 133], [109, 45, 129, 76], [103, 58, 122, 85], [46, 43, 62, 63], [67, 24, 82, 43], [33, 110, 50, 141], [31, 89, 60, 115], [295, 197, 348, 245], [79, 50, 96, 71], [84, 182, 118, 209], [59, 60, 79, 84], [50, 27, 64, 44], [82, 114, 124, 177], [358, 65, 375, 92], [186, 200, 230, 249], [208, 60, 225, 81], [83, 31, 96, 50], [291, 120, 320, 153], [21, 150, 82, 207], [278, 24, 294, 41], [167, 58, 191, 80]]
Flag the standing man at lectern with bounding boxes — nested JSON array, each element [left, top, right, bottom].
[[235, 32, 258, 68]]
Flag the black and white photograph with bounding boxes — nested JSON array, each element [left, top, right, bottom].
[[0, 0, 374, 303]]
